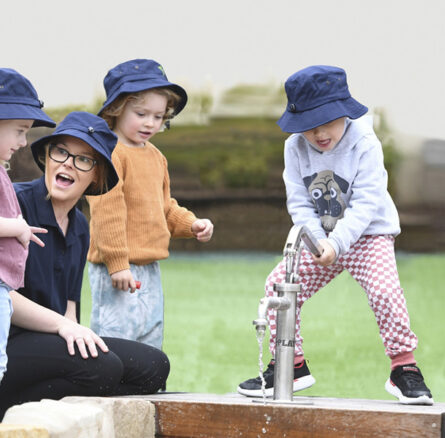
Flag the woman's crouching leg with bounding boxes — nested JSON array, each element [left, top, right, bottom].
[[103, 337, 170, 395], [0, 331, 125, 418]]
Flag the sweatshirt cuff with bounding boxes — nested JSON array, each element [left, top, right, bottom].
[[171, 213, 197, 238], [312, 229, 328, 241], [105, 259, 131, 276], [326, 237, 340, 261]]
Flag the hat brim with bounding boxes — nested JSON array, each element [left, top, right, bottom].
[[0, 103, 55, 128], [98, 79, 188, 116], [31, 129, 119, 194], [277, 97, 368, 133]]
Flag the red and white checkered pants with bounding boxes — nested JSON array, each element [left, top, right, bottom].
[[266, 235, 418, 359]]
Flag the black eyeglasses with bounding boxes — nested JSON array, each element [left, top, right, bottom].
[[49, 144, 97, 172]]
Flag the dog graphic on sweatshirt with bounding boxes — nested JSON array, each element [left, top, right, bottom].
[[303, 170, 349, 232]]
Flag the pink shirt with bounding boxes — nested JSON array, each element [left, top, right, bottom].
[[0, 165, 28, 290]]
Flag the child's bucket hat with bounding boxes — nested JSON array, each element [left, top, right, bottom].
[[31, 112, 119, 195], [98, 59, 188, 116], [0, 68, 55, 128], [277, 65, 368, 133]]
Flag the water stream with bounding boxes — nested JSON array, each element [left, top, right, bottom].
[[256, 329, 267, 405]]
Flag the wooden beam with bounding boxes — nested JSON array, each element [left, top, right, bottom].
[[134, 394, 445, 438]]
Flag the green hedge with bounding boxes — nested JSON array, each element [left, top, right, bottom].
[[156, 114, 399, 194], [42, 97, 399, 194], [155, 117, 287, 189]]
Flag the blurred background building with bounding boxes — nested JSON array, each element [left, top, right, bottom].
[[4, 0, 445, 252]]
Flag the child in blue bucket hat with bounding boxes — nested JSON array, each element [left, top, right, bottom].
[[0, 68, 55, 385], [238, 65, 433, 405], [87, 59, 214, 350], [0, 112, 169, 416]]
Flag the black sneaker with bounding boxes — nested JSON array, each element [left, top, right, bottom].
[[237, 360, 315, 397], [385, 364, 434, 405]]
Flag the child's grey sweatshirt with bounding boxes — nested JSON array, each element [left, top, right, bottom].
[[283, 115, 400, 257]]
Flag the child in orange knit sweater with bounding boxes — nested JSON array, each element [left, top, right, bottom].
[[87, 59, 213, 349]]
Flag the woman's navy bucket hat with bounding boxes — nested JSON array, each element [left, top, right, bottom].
[[0, 68, 55, 128], [277, 65, 368, 133], [98, 59, 188, 116], [31, 112, 119, 195]]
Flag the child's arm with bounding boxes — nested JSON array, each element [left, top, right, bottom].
[[283, 138, 326, 240], [88, 154, 140, 293], [327, 140, 393, 256], [165, 197, 197, 238], [87, 155, 131, 276], [0, 215, 47, 248], [161, 156, 199, 238]]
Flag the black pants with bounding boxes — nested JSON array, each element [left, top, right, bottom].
[[0, 329, 170, 419]]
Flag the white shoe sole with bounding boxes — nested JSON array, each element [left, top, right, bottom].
[[237, 375, 316, 398], [385, 378, 434, 405]]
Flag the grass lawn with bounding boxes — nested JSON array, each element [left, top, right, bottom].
[[81, 252, 445, 402]]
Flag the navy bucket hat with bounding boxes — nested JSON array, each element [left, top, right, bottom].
[[98, 59, 188, 116], [31, 112, 119, 195], [0, 68, 55, 128], [277, 65, 368, 133]]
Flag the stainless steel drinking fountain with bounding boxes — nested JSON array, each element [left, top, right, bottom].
[[253, 225, 323, 402]]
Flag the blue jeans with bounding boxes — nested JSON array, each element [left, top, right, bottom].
[[0, 281, 13, 383], [88, 262, 164, 350]]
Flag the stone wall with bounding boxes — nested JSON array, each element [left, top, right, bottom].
[[1, 397, 155, 438]]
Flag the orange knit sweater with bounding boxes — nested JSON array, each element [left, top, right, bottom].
[[87, 141, 197, 274]]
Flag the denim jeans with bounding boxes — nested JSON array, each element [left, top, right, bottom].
[[0, 280, 13, 383], [88, 262, 164, 350]]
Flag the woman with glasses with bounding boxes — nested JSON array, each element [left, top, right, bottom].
[[0, 112, 169, 418]]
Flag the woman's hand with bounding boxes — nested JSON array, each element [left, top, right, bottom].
[[110, 269, 138, 293], [57, 319, 109, 359], [10, 290, 109, 359], [312, 239, 337, 266], [191, 218, 214, 242]]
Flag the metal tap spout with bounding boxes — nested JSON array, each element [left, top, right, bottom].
[[252, 296, 291, 336]]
